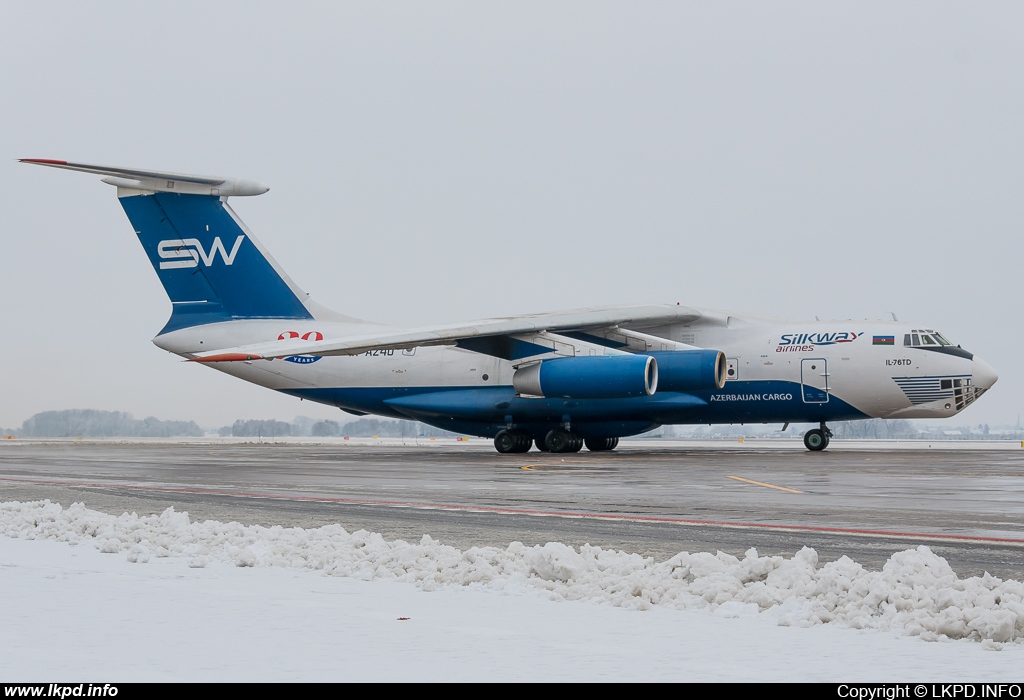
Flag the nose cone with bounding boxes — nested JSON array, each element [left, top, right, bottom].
[[973, 357, 999, 390]]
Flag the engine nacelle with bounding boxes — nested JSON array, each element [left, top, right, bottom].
[[646, 350, 726, 391], [513, 355, 658, 399]]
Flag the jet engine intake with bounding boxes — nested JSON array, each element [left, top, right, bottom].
[[647, 349, 726, 391], [513, 355, 658, 399]]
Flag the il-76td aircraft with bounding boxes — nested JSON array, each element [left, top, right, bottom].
[[23, 159, 998, 453]]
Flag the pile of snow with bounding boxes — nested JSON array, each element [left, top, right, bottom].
[[2, 499, 1021, 646]]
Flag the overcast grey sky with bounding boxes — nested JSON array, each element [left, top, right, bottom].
[[1, 2, 1021, 428]]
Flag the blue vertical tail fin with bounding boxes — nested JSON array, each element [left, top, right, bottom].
[[119, 191, 314, 333], [21, 160, 323, 334]]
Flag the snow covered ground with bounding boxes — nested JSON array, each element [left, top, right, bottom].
[[1, 499, 1022, 681]]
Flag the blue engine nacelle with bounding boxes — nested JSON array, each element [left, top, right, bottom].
[[512, 355, 658, 399], [646, 349, 726, 391]]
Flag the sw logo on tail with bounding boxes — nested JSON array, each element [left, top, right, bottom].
[[157, 236, 245, 269]]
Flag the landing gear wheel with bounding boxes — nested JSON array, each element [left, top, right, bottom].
[[494, 430, 532, 454], [584, 437, 619, 452], [534, 437, 551, 452], [568, 434, 584, 453], [544, 429, 571, 453], [803, 429, 827, 451], [494, 430, 518, 454], [544, 429, 581, 453], [514, 432, 532, 453]]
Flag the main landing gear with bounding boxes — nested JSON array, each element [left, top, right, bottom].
[[542, 428, 582, 453], [493, 429, 620, 454], [540, 430, 618, 453], [493, 429, 532, 453], [803, 422, 834, 452], [584, 437, 619, 452]]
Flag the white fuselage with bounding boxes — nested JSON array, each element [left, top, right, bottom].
[[153, 308, 996, 433]]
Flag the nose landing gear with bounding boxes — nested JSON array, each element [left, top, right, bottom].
[[803, 422, 833, 451]]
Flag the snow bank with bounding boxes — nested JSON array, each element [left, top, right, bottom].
[[3, 499, 1021, 645]]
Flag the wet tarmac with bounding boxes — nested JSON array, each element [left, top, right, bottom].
[[1, 439, 1022, 578]]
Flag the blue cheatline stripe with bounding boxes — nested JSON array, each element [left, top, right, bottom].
[[119, 192, 312, 333], [279, 380, 868, 431]]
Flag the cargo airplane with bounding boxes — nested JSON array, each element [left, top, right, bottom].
[[22, 159, 999, 453]]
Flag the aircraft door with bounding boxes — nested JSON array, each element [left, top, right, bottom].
[[801, 359, 829, 403]]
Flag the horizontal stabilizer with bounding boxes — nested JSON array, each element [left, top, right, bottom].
[[19, 159, 269, 197], [20, 158, 319, 333]]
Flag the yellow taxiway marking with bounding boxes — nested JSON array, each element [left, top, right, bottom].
[[726, 475, 804, 494]]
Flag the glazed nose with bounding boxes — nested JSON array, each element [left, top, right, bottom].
[[972, 357, 998, 390]]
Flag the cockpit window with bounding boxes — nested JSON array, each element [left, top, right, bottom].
[[904, 329, 955, 347]]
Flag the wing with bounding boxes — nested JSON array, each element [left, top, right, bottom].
[[192, 303, 702, 362]]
